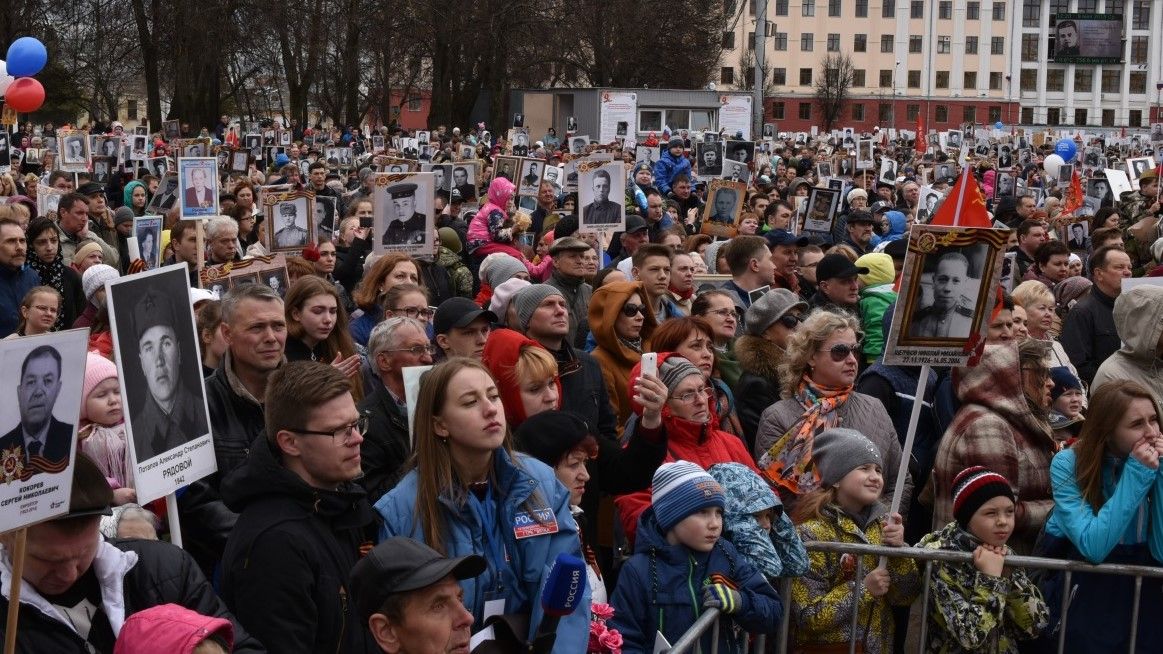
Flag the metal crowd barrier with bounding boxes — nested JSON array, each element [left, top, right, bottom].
[[663, 541, 1163, 654]]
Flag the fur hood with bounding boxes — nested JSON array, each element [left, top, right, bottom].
[[734, 334, 784, 384]]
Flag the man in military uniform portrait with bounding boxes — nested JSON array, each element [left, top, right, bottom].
[[382, 183, 428, 245], [274, 201, 308, 248], [130, 289, 208, 461], [581, 169, 621, 226], [909, 251, 976, 339]]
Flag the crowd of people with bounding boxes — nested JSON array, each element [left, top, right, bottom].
[[1, 115, 1162, 654]]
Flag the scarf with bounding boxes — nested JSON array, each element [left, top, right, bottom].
[[28, 252, 67, 330], [669, 284, 694, 302], [758, 374, 853, 496], [618, 336, 643, 353]]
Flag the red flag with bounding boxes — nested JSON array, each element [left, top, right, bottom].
[[1062, 168, 1085, 215], [915, 115, 926, 154], [930, 166, 992, 228]]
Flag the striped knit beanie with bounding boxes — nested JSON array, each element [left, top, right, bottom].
[[657, 356, 702, 395], [951, 466, 1016, 529], [652, 460, 725, 532]]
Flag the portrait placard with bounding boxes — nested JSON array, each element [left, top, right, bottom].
[[146, 174, 179, 214], [701, 179, 746, 237], [107, 264, 214, 503], [162, 120, 181, 140], [177, 138, 211, 158], [373, 172, 436, 258], [382, 157, 418, 174], [492, 155, 521, 185], [133, 216, 164, 271], [695, 141, 723, 180], [1061, 218, 1090, 251], [578, 161, 626, 232], [36, 184, 63, 217], [177, 158, 219, 219], [801, 187, 840, 234], [94, 135, 122, 163], [448, 161, 480, 206], [568, 135, 591, 155], [0, 329, 88, 532], [315, 195, 338, 239], [199, 253, 290, 298], [1125, 156, 1153, 189], [264, 189, 316, 253], [721, 158, 750, 185], [229, 149, 250, 174], [517, 158, 545, 197], [882, 225, 1009, 366], [58, 130, 91, 173], [635, 146, 659, 167]]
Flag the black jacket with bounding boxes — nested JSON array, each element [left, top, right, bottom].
[[731, 334, 784, 454], [0, 538, 265, 653], [222, 436, 377, 654], [335, 236, 372, 296], [1060, 285, 1122, 385], [356, 383, 411, 504]]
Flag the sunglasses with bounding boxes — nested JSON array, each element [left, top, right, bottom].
[[777, 313, 804, 329], [621, 303, 648, 318], [818, 342, 862, 362]]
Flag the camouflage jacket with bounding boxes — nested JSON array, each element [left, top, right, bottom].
[[916, 522, 1050, 654], [1115, 190, 1162, 275]]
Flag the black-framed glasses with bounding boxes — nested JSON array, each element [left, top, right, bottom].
[[777, 313, 804, 329], [387, 343, 438, 356], [818, 342, 862, 362], [390, 306, 435, 320], [621, 303, 647, 318], [288, 414, 368, 446]]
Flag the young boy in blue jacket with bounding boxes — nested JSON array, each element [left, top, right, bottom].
[[610, 460, 783, 653]]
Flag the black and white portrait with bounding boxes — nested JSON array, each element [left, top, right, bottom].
[[994, 173, 1016, 198], [1127, 157, 1152, 183], [1066, 221, 1089, 250], [696, 142, 722, 178], [838, 157, 855, 177], [635, 146, 659, 166], [946, 130, 962, 149], [723, 159, 750, 185], [512, 113, 524, 128], [728, 141, 754, 164], [802, 187, 839, 234], [494, 156, 520, 184], [1087, 177, 1113, 208], [426, 163, 453, 193], [512, 129, 530, 157], [134, 216, 163, 271], [879, 158, 897, 185], [375, 172, 436, 254], [96, 136, 121, 161], [451, 164, 478, 203], [269, 195, 313, 250], [816, 162, 832, 179], [518, 159, 543, 196], [163, 120, 181, 140], [703, 182, 743, 225], [91, 157, 113, 184], [907, 245, 987, 340], [315, 195, 338, 238], [542, 165, 562, 192], [579, 162, 625, 229], [264, 269, 288, 297], [569, 136, 590, 155], [61, 133, 90, 171], [417, 131, 430, 145], [229, 272, 258, 289]]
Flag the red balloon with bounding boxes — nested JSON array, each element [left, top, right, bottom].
[[4, 77, 45, 113]]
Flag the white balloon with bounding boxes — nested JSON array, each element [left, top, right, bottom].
[[1043, 154, 1064, 178], [0, 59, 13, 96]]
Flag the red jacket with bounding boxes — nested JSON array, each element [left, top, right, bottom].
[[482, 328, 563, 429], [114, 603, 233, 654]]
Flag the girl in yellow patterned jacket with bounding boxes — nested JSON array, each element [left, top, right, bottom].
[[789, 428, 919, 654]]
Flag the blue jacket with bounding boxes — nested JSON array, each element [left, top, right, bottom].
[[708, 463, 808, 580], [349, 306, 381, 348], [1045, 448, 1163, 564], [652, 149, 692, 195], [0, 264, 39, 338], [610, 508, 782, 654], [375, 449, 590, 654], [869, 210, 908, 250]]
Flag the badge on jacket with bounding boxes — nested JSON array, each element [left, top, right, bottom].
[[513, 507, 559, 539]]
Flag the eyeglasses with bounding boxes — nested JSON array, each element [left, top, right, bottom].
[[391, 306, 435, 320], [670, 386, 714, 404], [621, 303, 648, 318], [704, 307, 739, 319], [387, 343, 438, 356], [777, 313, 804, 329], [288, 414, 368, 446], [818, 342, 862, 362]]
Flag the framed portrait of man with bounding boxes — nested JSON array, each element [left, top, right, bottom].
[[569, 136, 591, 155], [517, 158, 544, 197], [879, 158, 897, 185], [91, 157, 114, 184], [1126, 156, 1153, 189], [422, 163, 454, 195], [95, 135, 121, 163], [635, 146, 659, 166], [856, 139, 874, 170], [0, 329, 88, 530], [107, 264, 215, 502], [373, 171, 436, 257], [1063, 220, 1090, 250], [726, 140, 755, 164], [163, 120, 181, 140], [695, 142, 723, 179], [59, 130, 91, 173], [722, 159, 750, 185], [700, 179, 746, 237], [993, 172, 1016, 199], [492, 156, 521, 184], [230, 149, 250, 174], [578, 161, 626, 231], [510, 128, 530, 157], [133, 215, 164, 271], [264, 189, 315, 253], [315, 195, 338, 239], [459, 145, 475, 160], [801, 187, 840, 234], [450, 162, 479, 205], [177, 157, 219, 219]]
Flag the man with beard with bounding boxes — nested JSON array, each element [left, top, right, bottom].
[[909, 251, 975, 338], [131, 288, 208, 460]]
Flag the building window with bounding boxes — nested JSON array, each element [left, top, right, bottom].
[[1021, 107, 1034, 123], [907, 104, 920, 120], [772, 68, 787, 85], [1020, 69, 1037, 89], [879, 103, 892, 122], [1108, 0, 1125, 15], [935, 71, 949, 88], [829, 0, 842, 17], [1075, 108, 1087, 125], [854, 34, 867, 52], [1132, 36, 1148, 64], [771, 101, 785, 119], [966, 36, 978, 54], [720, 67, 735, 84], [1074, 69, 1093, 92], [801, 33, 814, 51], [938, 36, 950, 53], [1077, 0, 1097, 11], [1047, 69, 1064, 91], [881, 35, 894, 53], [407, 95, 422, 111], [1133, 1, 1150, 30], [748, 32, 755, 50], [989, 106, 1002, 123], [722, 31, 735, 49], [748, 0, 755, 13], [127, 99, 138, 120], [1021, 0, 1039, 27], [774, 32, 788, 50], [1049, 0, 1068, 12], [964, 71, 977, 88], [1102, 109, 1115, 127], [1021, 34, 1039, 62], [1130, 109, 1143, 127], [1101, 69, 1121, 94], [911, 0, 923, 18], [963, 106, 976, 123], [827, 33, 840, 51], [991, 1, 1005, 20], [853, 103, 865, 120], [746, 66, 756, 81], [909, 36, 923, 53], [799, 102, 812, 120], [879, 69, 893, 87], [967, 1, 979, 19], [936, 105, 948, 122], [1047, 107, 1060, 125], [853, 69, 866, 86], [990, 37, 1004, 55], [939, 1, 952, 18], [775, 0, 789, 14], [855, 0, 868, 17], [989, 72, 1003, 89], [1130, 72, 1147, 94], [803, 0, 815, 16], [882, 0, 895, 18], [800, 68, 813, 85], [907, 70, 921, 88]]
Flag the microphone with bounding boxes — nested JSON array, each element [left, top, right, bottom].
[[531, 553, 586, 653]]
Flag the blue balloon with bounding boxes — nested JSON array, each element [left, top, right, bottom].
[[1054, 138, 1077, 162], [6, 37, 48, 77], [994, 121, 1004, 130]]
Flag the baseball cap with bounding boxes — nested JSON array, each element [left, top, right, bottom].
[[764, 229, 810, 248], [624, 215, 648, 234], [816, 253, 869, 282], [350, 537, 486, 622], [433, 297, 497, 336]]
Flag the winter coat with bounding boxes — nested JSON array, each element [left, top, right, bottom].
[[927, 344, 1056, 554], [0, 264, 40, 338], [221, 437, 376, 653], [588, 281, 657, 425], [1059, 285, 1121, 386], [546, 269, 593, 350], [438, 245, 474, 298], [791, 504, 920, 654], [356, 382, 411, 504], [375, 449, 590, 654], [467, 177, 516, 251], [732, 334, 786, 454], [609, 508, 783, 654], [708, 462, 808, 580], [916, 522, 1049, 654], [651, 148, 693, 195], [113, 603, 234, 654], [0, 539, 264, 653], [1092, 285, 1163, 403], [870, 210, 908, 250], [857, 361, 942, 494]]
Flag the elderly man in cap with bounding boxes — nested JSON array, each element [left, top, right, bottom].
[[0, 454, 263, 652], [433, 297, 496, 360], [811, 252, 868, 314], [382, 183, 428, 246], [350, 537, 485, 654], [841, 210, 877, 256], [545, 236, 594, 348], [131, 287, 209, 461]]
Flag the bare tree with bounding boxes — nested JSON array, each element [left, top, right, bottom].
[[814, 52, 855, 133], [737, 49, 776, 94]]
